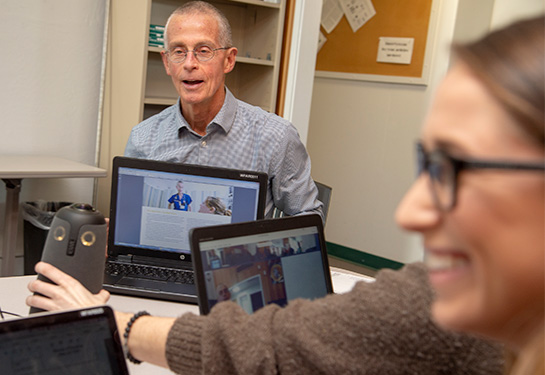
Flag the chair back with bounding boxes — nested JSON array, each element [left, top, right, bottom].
[[272, 181, 332, 224], [315, 181, 332, 223]]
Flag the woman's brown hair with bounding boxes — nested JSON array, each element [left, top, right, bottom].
[[454, 16, 545, 147]]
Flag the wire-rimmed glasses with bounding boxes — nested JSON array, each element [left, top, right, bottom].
[[165, 45, 230, 63]]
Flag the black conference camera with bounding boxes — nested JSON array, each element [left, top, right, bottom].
[[29, 203, 107, 314]]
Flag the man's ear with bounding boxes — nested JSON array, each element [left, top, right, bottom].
[[161, 50, 172, 76], [224, 47, 238, 74]]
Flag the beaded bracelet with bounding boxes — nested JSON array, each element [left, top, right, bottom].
[[123, 310, 150, 364]]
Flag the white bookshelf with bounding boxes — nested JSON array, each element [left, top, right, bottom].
[[144, 0, 286, 116]]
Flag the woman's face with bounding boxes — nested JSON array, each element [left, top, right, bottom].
[[395, 63, 544, 347], [199, 202, 214, 214]]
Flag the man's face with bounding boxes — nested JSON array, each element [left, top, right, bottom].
[[161, 13, 237, 113]]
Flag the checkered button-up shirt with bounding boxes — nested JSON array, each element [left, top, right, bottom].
[[125, 89, 323, 220]]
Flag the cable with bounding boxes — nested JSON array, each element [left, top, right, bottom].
[[0, 307, 22, 320]]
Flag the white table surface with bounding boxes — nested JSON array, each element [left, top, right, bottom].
[[0, 155, 107, 178], [0, 155, 107, 276], [0, 274, 199, 375], [0, 268, 373, 374]]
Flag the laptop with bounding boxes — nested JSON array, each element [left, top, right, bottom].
[[104, 156, 267, 304], [189, 214, 333, 315], [0, 306, 129, 375]]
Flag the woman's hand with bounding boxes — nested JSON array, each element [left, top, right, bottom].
[[26, 261, 110, 311]]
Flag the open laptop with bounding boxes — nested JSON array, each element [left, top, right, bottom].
[[0, 306, 129, 375], [104, 156, 267, 304], [189, 214, 333, 315]]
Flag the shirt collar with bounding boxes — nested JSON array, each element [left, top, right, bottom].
[[176, 88, 238, 135]]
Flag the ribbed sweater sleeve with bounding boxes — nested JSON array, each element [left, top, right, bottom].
[[165, 262, 504, 375], [166, 312, 204, 373]]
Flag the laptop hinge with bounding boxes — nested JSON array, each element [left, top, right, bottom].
[[117, 254, 133, 263]]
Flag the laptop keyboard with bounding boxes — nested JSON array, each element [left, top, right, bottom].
[[106, 262, 194, 284]]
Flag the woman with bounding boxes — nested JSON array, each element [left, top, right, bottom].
[[26, 15, 544, 375], [396, 15, 544, 374], [198, 196, 232, 216]]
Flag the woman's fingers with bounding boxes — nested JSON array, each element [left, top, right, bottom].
[[34, 261, 79, 287], [26, 262, 110, 311]]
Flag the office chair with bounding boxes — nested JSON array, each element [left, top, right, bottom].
[[314, 181, 332, 223], [272, 181, 332, 224]]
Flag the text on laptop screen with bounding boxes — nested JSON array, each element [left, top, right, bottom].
[[197, 226, 329, 314], [114, 167, 262, 255]]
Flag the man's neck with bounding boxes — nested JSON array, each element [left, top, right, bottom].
[[181, 91, 226, 136]]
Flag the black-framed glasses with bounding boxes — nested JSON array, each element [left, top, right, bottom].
[[416, 141, 545, 211], [165, 45, 230, 63]]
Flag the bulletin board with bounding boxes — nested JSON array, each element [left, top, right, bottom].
[[315, 0, 438, 85]]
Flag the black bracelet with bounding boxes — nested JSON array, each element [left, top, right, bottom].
[[123, 310, 150, 364]]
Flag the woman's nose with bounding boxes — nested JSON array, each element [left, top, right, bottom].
[[395, 175, 441, 233]]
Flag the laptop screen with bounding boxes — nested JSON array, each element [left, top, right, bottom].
[[190, 215, 333, 315], [109, 157, 267, 260], [0, 306, 128, 375]]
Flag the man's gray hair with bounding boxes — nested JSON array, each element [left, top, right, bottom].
[[164, 1, 233, 48]]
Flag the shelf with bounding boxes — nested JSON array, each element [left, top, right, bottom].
[[236, 56, 274, 66], [227, 0, 280, 8], [144, 97, 177, 106], [148, 46, 163, 53]]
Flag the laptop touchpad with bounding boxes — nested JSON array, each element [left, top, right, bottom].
[[118, 277, 163, 290]]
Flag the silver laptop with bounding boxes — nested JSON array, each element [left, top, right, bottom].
[[104, 156, 267, 304]]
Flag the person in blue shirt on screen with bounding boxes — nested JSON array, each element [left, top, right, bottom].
[[167, 180, 192, 211]]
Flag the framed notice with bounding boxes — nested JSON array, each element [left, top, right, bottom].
[[315, 0, 439, 85]]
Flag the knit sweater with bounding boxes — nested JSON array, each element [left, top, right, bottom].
[[166, 263, 504, 374]]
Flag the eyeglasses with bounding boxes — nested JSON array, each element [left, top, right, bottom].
[[416, 141, 545, 211], [165, 45, 230, 63]]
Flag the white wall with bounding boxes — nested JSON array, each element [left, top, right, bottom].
[[491, 0, 544, 29], [0, 0, 108, 271], [306, 0, 544, 264], [283, 0, 323, 145]]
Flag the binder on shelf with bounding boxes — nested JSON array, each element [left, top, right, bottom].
[[149, 24, 164, 48], [149, 24, 165, 31]]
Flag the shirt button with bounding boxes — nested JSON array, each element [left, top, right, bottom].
[[201, 141, 207, 147]]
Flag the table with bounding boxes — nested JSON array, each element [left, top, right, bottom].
[[0, 156, 107, 276], [0, 268, 373, 374], [0, 274, 199, 375]]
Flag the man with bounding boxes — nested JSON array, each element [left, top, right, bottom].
[[216, 283, 231, 302], [167, 180, 192, 211], [124, 1, 323, 220]]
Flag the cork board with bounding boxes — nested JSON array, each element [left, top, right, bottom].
[[315, 0, 437, 85]]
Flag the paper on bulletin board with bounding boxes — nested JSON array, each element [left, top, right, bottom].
[[321, 0, 344, 34], [339, 0, 376, 33], [377, 37, 415, 65]]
